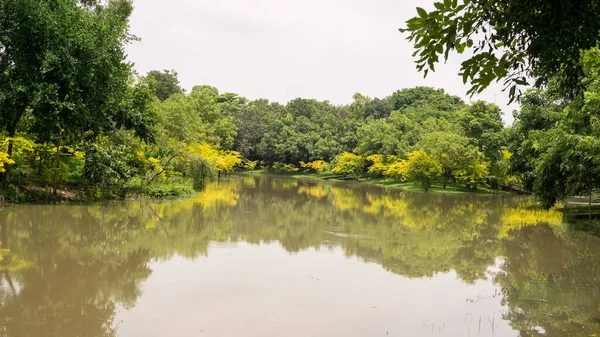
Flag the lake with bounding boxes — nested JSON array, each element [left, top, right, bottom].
[[1, 174, 599, 337]]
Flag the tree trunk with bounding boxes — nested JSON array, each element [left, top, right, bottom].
[[52, 130, 63, 200]]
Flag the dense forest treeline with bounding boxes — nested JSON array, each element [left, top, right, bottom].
[[1, 0, 599, 209]]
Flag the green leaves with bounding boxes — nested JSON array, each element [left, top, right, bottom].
[[401, 0, 600, 102]]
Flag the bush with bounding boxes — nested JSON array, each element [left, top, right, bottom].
[[300, 160, 329, 174], [269, 162, 299, 173], [144, 183, 195, 198]]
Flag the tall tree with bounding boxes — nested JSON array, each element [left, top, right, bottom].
[[146, 69, 185, 101]]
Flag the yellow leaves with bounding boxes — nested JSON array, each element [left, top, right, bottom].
[[384, 151, 441, 186], [455, 157, 489, 187], [367, 154, 399, 176], [74, 151, 85, 160], [0, 136, 37, 172], [1, 136, 36, 154], [216, 151, 242, 172], [332, 152, 364, 176], [384, 160, 408, 180], [244, 160, 258, 170], [501, 149, 512, 161], [188, 143, 242, 172], [300, 160, 329, 174], [270, 162, 299, 172], [0, 151, 15, 173], [148, 157, 161, 167]]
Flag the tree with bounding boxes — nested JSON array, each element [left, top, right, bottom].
[[146, 69, 185, 101], [156, 87, 237, 149], [366, 154, 399, 177], [418, 131, 473, 188], [400, 0, 600, 100], [232, 99, 285, 160], [508, 64, 600, 207], [363, 98, 393, 119], [355, 111, 419, 156], [459, 101, 505, 162], [403, 150, 442, 191], [388, 86, 464, 113], [332, 152, 365, 178], [507, 90, 563, 191], [454, 150, 489, 190], [0, 0, 143, 182]]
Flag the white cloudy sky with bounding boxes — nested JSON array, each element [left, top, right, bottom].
[[126, 0, 518, 124]]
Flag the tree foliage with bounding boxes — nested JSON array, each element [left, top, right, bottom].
[[332, 152, 365, 178], [400, 0, 600, 100], [146, 69, 185, 101], [402, 150, 442, 191]]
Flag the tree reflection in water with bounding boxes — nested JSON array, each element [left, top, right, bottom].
[[0, 174, 598, 336]]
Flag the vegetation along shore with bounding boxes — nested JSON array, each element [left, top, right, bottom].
[[1, 0, 600, 212]]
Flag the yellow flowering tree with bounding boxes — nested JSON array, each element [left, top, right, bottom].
[[187, 143, 242, 174], [1, 137, 36, 174], [332, 152, 365, 178], [455, 150, 490, 190], [402, 151, 442, 191], [367, 154, 399, 177]]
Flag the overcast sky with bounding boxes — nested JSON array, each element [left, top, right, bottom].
[[126, 0, 518, 124]]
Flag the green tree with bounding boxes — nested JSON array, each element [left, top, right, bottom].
[[400, 0, 600, 100], [459, 101, 505, 162], [232, 99, 284, 160], [0, 0, 144, 182], [389, 86, 464, 113], [355, 111, 419, 156], [156, 87, 237, 148], [507, 90, 563, 191], [146, 69, 185, 101], [418, 131, 474, 188]]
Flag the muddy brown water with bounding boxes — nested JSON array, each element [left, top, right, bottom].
[[1, 174, 599, 337]]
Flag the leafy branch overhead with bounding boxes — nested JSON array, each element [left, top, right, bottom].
[[400, 0, 600, 102]]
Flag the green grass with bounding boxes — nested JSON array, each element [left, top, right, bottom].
[[357, 177, 511, 195]]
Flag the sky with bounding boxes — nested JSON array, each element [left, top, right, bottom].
[[126, 0, 518, 124]]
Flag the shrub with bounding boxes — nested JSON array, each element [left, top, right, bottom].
[[300, 160, 329, 174]]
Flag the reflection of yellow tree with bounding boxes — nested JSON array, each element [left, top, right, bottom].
[[297, 184, 328, 199], [498, 203, 563, 238], [329, 186, 364, 211], [270, 179, 298, 191]]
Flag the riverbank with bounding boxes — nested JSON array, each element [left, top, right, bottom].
[[0, 179, 196, 204], [241, 171, 515, 195]]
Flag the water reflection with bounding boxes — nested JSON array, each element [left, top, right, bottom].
[[0, 174, 599, 336]]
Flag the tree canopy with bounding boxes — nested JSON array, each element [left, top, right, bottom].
[[145, 69, 185, 101]]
